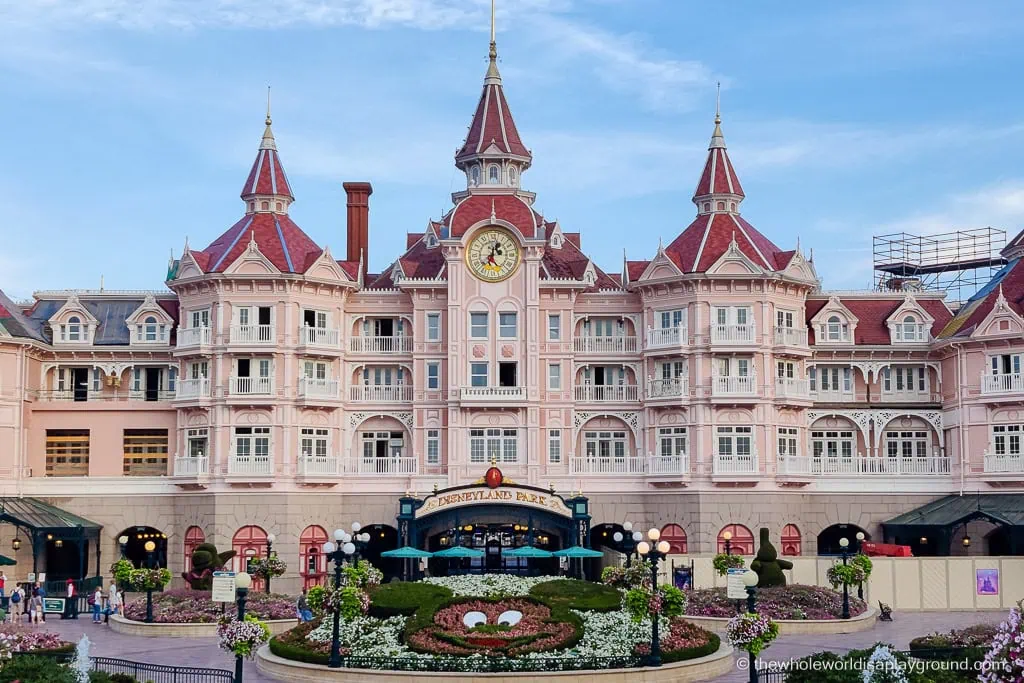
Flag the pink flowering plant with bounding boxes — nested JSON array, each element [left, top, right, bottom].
[[726, 612, 779, 657], [0, 624, 71, 658], [340, 560, 384, 590], [623, 585, 685, 623], [685, 585, 866, 620], [248, 555, 287, 579], [218, 613, 271, 659], [635, 618, 716, 656], [124, 588, 295, 623], [980, 600, 1024, 682]]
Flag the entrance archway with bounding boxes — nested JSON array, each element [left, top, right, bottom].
[[117, 526, 168, 568], [817, 523, 870, 555], [360, 524, 399, 581], [44, 537, 90, 582]]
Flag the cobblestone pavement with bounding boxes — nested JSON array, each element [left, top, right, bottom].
[[37, 609, 1001, 683]]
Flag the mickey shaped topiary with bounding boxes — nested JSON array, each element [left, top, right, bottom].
[[749, 527, 793, 588], [182, 543, 236, 590]]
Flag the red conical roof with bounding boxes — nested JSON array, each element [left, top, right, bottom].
[[455, 42, 531, 169], [241, 116, 293, 200], [692, 115, 744, 203]]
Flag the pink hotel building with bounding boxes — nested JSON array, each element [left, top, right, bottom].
[[3, 34, 1024, 588]]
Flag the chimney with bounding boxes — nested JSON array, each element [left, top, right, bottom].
[[343, 182, 373, 281]]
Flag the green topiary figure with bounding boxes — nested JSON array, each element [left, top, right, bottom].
[[749, 527, 792, 588], [182, 543, 236, 590]]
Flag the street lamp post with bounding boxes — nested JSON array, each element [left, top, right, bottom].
[[855, 531, 865, 601], [265, 534, 276, 595], [637, 528, 672, 668], [839, 537, 851, 620], [742, 570, 759, 683], [612, 521, 643, 567], [118, 535, 129, 561], [233, 572, 252, 683], [349, 522, 371, 564], [323, 528, 357, 668], [143, 540, 156, 623]]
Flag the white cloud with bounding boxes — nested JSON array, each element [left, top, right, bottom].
[[878, 180, 1024, 237]]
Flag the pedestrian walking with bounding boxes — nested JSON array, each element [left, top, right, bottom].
[[91, 586, 103, 623]]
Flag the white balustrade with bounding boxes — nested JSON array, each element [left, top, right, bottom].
[[227, 455, 273, 476], [460, 386, 526, 401], [175, 378, 210, 399], [230, 376, 274, 396], [710, 324, 756, 345], [298, 326, 340, 348], [349, 336, 413, 353], [569, 455, 646, 476], [176, 326, 211, 347], [347, 456, 418, 475], [984, 453, 1024, 473], [647, 454, 690, 476], [297, 456, 339, 476], [777, 455, 811, 475], [648, 377, 688, 399], [573, 336, 638, 354], [230, 324, 275, 344], [775, 377, 810, 399], [713, 453, 759, 474], [879, 390, 933, 403], [773, 326, 808, 346], [712, 375, 757, 397], [780, 454, 951, 476], [298, 378, 339, 398], [646, 326, 688, 349], [574, 385, 640, 402], [173, 456, 208, 476], [981, 373, 1024, 395], [349, 385, 413, 402], [810, 389, 855, 402]]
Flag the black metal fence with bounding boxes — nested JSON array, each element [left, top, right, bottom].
[[11, 653, 233, 683], [336, 655, 646, 672], [754, 647, 982, 681]]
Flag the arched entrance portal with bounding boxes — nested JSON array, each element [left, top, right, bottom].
[[117, 526, 168, 569], [360, 525, 400, 581], [817, 523, 870, 555]]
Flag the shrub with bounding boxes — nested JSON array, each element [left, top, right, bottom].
[[786, 643, 978, 683], [0, 655, 77, 683], [123, 588, 295, 623], [750, 528, 792, 588], [369, 581, 453, 619], [269, 619, 329, 665], [306, 585, 326, 615], [909, 623, 998, 650], [685, 585, 867, 620], [89, 673, 141, 683], [529, 579, 621, 612]]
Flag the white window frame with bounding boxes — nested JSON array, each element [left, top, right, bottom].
[[821, 314, 850, 343], [234, 426, 271, 459], [547, 429, 561, 463], [186, 428, 208, 458], [470, 363, 488, 387], [302, 360, 330, 380], [499, 312, 518, 339], [469, 428, 517, 463], [884, 430, 930, 459], [993, 424, 1023, 456], [427, 361, 440, 390], [300, 427, 330, 459], [776, 310, 795, 329], [777, 427, 798, 457], [548, 363, 561, 390], [470, 312, 489, 339], [990, 354, 1023, 376], [361, 431, 405, 460], [881, 366, 927, 395], [548, 314, 561, 341], [426, 313, 441, 341], [658, 427, 687, 458], [713, 306, 751, 326], [715, 426, 752, 456], [811, 430, 855, 459], [427, 429, 440, 464], [583, 430, 628, 460]]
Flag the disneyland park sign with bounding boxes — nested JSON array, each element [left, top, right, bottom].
[[415, 485, 573, 519]]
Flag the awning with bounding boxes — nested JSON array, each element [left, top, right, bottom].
[[0, 554, 15, 566], [882, 494, 1024, 529], [0, 498, 102, 537]]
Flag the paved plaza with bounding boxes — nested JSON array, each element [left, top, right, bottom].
[[37, 609, 999, 683]]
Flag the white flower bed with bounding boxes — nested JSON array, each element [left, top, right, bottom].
[[307, 615, 409, 658], [421, 574, 551, 598]]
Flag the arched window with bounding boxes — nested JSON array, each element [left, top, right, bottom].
[[903, 315, 919, 341], [144, 316, 158, 342], [781, 524, 802, 556], [232, 525, 268, 589], [248, 202, 255, 212], [261, 201, 269, 210], [67, 316, 81, 342], [730, 202, 737, 212], [717, 524, 754, 555], [300, 525, 329, 589], [488, 165, 500, 183], [508, 167, 517, 186], [716, 201, 726, 211], [183, 526, 205, 573], [703, 202, 711, 212], [660, 524, 687, 554], [275, 202, 282, 211], [826, 315, 848, 342], [470, 166, 481, 186]]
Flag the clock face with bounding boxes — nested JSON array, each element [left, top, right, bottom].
[[466, 229, 521, 282]]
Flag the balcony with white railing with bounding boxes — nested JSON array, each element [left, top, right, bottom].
[[172, 456, 209, 477], [176, 326, 211, 348], [647, 454, 690, 477], [573, 336, 639, 354], [879, 390, 936, 404], [574, 385, 640, 402], [983, 452, 1024, 476], [229, 324, 275, 345], [349, 385, 414, 403], [773, 326, 808, 347], [298, 326, 341, 349], [712, 453, 759, 476], [226, 454, 273, 477], [711, 375, 758, 399], [459, 386, 526, 404], [229, 376, 275, 396], [297, 456, 340, 477], [298, 378, 340, 400], [778, 453, 951, 477], [569, 454, 646, 476], [777, 455, 812, 477], [175, 378, 211, 400], [647, 377, 689, 400], [775, 377, 810, 401], [127, 389, 176, 402], [981, 373, 1024, 397], [346, 456, 418, 476], [710, 324, 757, 345], [646, 326, 688, 350], [810, 389, 855, 403], [349, 335, 413, 354]]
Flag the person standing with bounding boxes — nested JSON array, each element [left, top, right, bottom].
[[0, 571, 6, 597], [64, 578, 77, 619], [29, 588, 43, 625], [296, 588, 312, 622], [35, 582, 46, 622], [105, 583, 120, 623], [91, 586, 103, 624], [7, 585, 20, 623]]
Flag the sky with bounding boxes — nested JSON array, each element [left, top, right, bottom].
[[2, 0, 1024, 300]]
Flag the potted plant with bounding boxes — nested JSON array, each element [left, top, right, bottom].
[[712, 553, 745, 577], [726, 612, 779, 657], [217, 613, 271, 659]]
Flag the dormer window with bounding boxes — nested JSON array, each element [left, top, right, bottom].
[[717, 201, 725, 211], [825, 315, 849, 342], [488, 165, 500, 183], [261, 201, 269, 210], [703, 202, 711, 212], [892, 314, 928, 343], [248, 202, 255, 212], [135, 315, 168, 344], [425, 233, 438, 248], [550, 232, 563, 249], [508, 167, 517, 186], [67, 316, 81, 342], [730, 202, 737, 212], [275, 202, 282, 211], [470, 166, 481, 186]]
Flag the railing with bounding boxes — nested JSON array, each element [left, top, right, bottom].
[[347, 456, 417, 475], [981, 373, 1024, 395], [349, 335, 413, 353], [574, 385, 640, 402], [328, 655, 645, 673], [778, 454, 951, 476], [128, 389, 176, 401], [984, 452, 1024, 473], [646, 326, 687, 349], [573, 336, 638, 353], [298, 377, 339, 398], [569, 455, 646, 475], [647, 454, 689, 476], [773, 326, 808, 346], [775, 377, 810, 399], [297, 456, 339, 476], [229, 376, 274, 396], [879, 390, 934, 403], [298, 325, 340, 347], [460, 386, 526, 401], [176, 326, 211, 347], [92, 656, 234, 683], [892, 323, 931, 343], [710, 323, 756, 344], [173, 456, 208, 476], [712, 375, 757, 397], [227, 455, 273, 476], [810, 389, 854, 402], [349, 385, 414, 402], [176, 378, 211, 399], [713, 453, 758, 474], [229, 324, 275, 344], [647, 377, 688, 399]]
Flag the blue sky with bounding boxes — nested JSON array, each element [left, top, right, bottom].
[[2, 0, 1024, 299]]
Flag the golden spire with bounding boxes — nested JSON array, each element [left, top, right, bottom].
[[485, 0, 501, 84], [261, 85, 277, 151]]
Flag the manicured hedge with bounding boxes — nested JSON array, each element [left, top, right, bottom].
[[529, 579, 622, 612], [268, 619, 329, 665], [368, 581, 453, 621]]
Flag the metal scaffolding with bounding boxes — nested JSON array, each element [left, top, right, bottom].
[[873, 228, 1007, 305]]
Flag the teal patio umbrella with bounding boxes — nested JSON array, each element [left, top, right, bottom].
[[381, 546, 434, 581], [0, 554, 14, 566], [554, 546, 604, 580], [434, 546, 485, 558], [504, 545, 554, 558]]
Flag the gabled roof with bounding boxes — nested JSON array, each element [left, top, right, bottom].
[[194, 213, 323, 275], [883, 494, 1024, 528], [0, 290, 45, 341], [14, 293, 178, 345], [398, 236, 447, 280], [806, 296, 951, 345], [665, 213, 785, 273], [938, 258, 1024, 339], [541, 235, 620, 290]]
